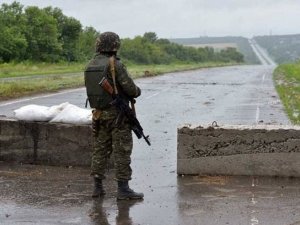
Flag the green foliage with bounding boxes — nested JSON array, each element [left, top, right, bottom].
[[0, 61, 84, 78], [24, 6, 62, 62], [119, 36, 170, 64], [170, 36, 259, 64], [44, 7, 82, 61], [0, 2, 27, 62], [143, 32, 158, 43], [216, 47, 244, 63], [0, 74, 84, 100], [0, 2, 244, 65], [77, 27, 99, 61], [274, 62, 300, 124], [0, 1, 93, 63], [119, 34, 244, 65]]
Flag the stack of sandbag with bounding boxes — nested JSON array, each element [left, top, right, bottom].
[[14, 102, 92, 125]]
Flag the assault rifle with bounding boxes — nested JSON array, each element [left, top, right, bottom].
[[99, 77, 151, 146]]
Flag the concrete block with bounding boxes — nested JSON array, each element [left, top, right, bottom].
[[0, 118, 93, 166], [177, 124, 300, 177]]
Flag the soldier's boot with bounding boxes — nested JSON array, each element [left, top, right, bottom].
[[92, 177, 106, 198], [117, 180, 144, 200]]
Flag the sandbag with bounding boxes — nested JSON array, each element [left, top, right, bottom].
[[50, 104, 92, 125], [13, 102, 88, 124], [48, 102, 70, 118], [14, 104, 52, 121]]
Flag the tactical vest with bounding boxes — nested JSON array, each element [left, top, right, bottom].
[[84, 54, 113, 109]]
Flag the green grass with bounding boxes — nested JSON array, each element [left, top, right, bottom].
[[0, 75, 84, 100], [274, 63, 300, 124], [0, 61, 85, 78], [0, 61, 238, 100]]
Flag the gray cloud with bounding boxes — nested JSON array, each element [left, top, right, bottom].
[[2, 0, 300, 38]]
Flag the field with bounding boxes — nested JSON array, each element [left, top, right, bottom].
[[274, 62, 300, 124]]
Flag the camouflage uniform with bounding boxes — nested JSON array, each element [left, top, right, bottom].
[[87, 32, 144, 200], [90, 54, 141, 181]]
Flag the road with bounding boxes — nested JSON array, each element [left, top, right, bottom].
[[0, 65, 289, 125], [0, 44, 299, 225]]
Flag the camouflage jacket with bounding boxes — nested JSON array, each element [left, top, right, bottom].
[[107, 55, 141, 100], [91, 53, 141, 119]]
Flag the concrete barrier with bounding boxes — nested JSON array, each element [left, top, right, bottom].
[[177, 124, 300, 177], [0, 118, 93, 166]]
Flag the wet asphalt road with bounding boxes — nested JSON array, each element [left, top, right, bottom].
[[0, 64, 289, 125], [1, 63, 299, 225]]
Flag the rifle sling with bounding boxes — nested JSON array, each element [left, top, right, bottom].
[[109, 57, 119, 95], [109, 56, 136, 116]]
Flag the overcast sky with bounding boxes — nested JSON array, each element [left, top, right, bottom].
[[2, 0, 300, 38]]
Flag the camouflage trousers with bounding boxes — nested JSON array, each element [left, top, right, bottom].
[[91, 109, 133, 181]]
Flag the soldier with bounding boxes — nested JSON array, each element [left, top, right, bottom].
[[85, 32, 143, 200]]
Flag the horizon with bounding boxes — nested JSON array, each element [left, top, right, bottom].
[[169, 32, 300, 40]]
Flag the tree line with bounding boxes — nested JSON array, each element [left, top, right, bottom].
[[171, 36, 259, 65], [120, 33, 244, 64], [0, 2, 98, 62], [0, 2, 244, 64]]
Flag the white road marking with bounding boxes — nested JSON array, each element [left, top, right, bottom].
[[251, 216, 259, 225], [250, 178, 259, 225], [249, 40, 268, 66], [145, 87, 171, 100], [249, 39, 277, 66], [145, 92, 161, 99], [0, 88, 85, 107], [255, 106, 260, 124], [262, 73, 266, 83], [255, 72, 267, 123]]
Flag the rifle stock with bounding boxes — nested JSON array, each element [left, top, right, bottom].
[[99, 77, 114, 95]]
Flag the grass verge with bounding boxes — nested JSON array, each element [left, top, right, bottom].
[[0, 61, 237, 101], [274, 62, 300, 124], [0, 75, 84, 100], [0, 62, 84, 78]]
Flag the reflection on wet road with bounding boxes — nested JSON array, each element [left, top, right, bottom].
[[0, 64, 298, 225], [89, 198, 143, 225], [0, 164, 299, 225]]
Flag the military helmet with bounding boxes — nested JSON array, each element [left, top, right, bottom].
[[96, 32, 121, 52]]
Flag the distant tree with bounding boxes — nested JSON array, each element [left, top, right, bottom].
[[156, 38, 171, 45], [218, 47, 244, 63], [0, 2, 27, 62], [143, 32, 158, 43], [24, 6, 62, 62], [44, 7, 82, 61], [77, 27, 99, 61], [120, 37, 151, 64]]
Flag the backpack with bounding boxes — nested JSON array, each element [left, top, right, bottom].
[[84, 54, 113, 109]]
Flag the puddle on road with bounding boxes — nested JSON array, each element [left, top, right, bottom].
[[192, 176, 230, 185]]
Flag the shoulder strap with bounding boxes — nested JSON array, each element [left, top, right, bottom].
[[109, 56, 137, 115], [109, 56, 118, 95]]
